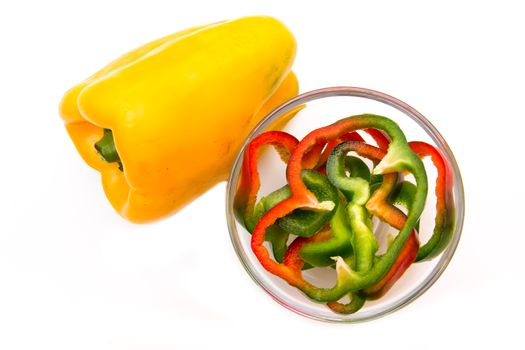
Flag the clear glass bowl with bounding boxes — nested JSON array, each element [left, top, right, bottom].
[[225, 87, 464, 322]]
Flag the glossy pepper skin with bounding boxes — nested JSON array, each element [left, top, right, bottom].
[[60, 16, 298, 223]]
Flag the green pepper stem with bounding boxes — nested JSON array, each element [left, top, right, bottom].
[[94, 129, 123, 171]]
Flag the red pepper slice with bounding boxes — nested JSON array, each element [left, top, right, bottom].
[[234, 131, 298, 231], [408, 141, 455, 261]]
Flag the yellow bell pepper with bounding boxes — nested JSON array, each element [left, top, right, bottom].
[[59, 16, 298, 223]]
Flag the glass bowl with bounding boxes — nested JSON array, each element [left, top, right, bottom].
[[225, 87, 464, 322]]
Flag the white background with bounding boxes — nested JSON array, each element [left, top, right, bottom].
[[1, 0, 524, 349]]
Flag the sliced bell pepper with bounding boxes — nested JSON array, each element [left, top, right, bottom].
[[251, 114, 428, 302], [236, 114, 456, 314]]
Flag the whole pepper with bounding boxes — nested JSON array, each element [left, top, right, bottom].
[[60, 16, 298, 223]]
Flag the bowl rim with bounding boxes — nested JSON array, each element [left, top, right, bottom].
[[225, 86, 465, 323]]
